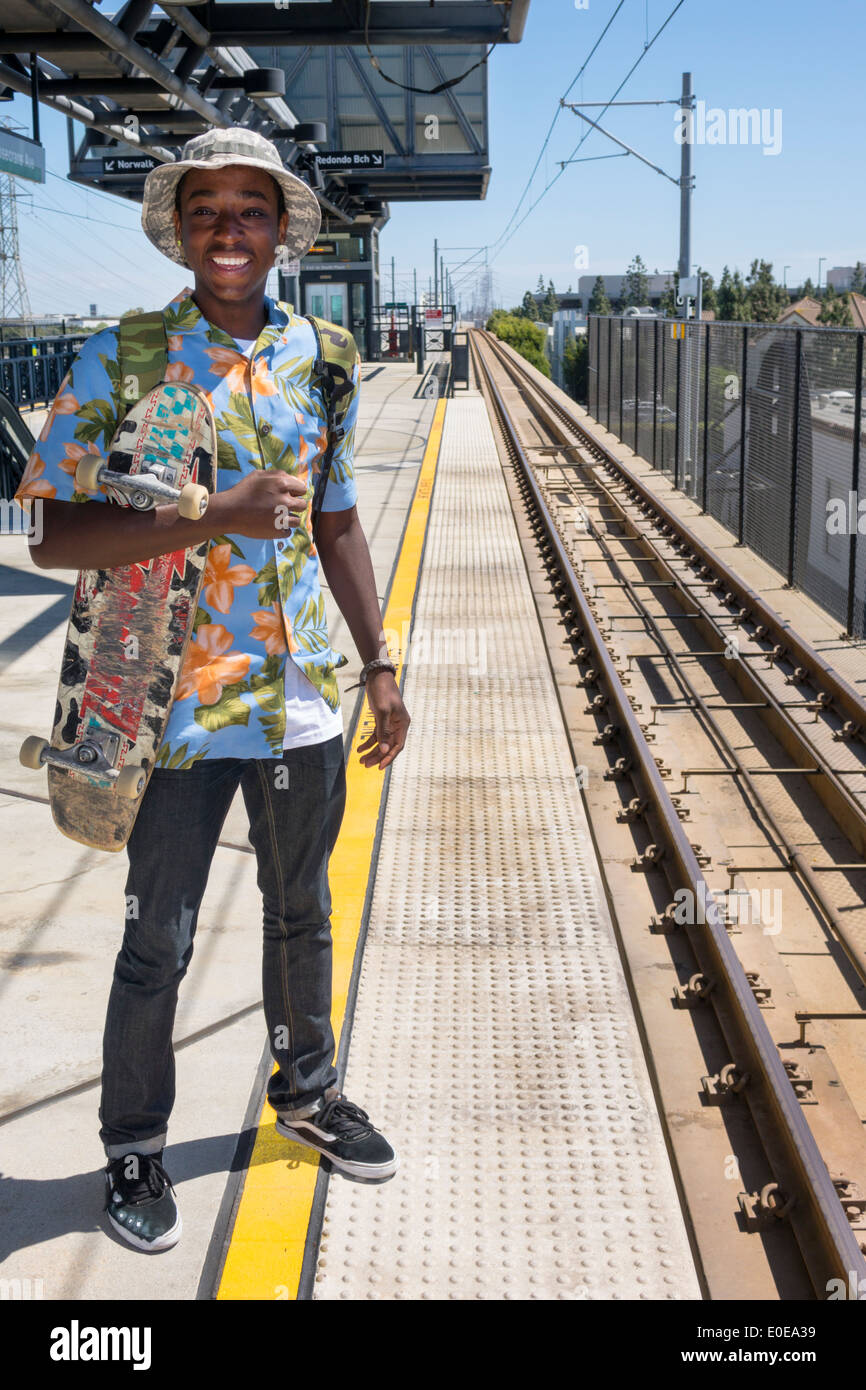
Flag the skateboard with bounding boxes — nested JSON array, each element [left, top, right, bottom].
[[19, 380, 217, 851]]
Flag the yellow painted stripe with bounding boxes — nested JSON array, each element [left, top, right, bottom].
[[217, 395, 447, 1300]]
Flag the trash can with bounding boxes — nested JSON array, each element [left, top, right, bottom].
[[452, 338, 469, 388]]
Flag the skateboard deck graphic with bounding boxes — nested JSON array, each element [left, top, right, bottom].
[[22, 380, 217, 851]]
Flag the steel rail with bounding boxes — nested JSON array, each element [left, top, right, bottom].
[[471, 328, 866, 1297], [481, 331, 866, 843], [481, 330, 866, 740], [544, 433, 866, 986], [481, 324, 866, 1023]]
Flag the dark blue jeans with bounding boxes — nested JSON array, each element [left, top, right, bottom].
[[98, 736, 346, 1158]]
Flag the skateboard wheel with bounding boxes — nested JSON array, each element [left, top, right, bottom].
[[74, 455, 104, 492], [178, 483, 209, 520], [115, 764, 146, 799], [19, 735, 48, 770]]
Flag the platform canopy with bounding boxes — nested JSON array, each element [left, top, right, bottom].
[[0, 0, 529, 217]]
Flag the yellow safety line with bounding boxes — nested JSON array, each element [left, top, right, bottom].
[[217, 395, 447, 1300]]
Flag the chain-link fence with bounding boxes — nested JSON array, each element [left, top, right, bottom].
[[586, 315, 866, 638]]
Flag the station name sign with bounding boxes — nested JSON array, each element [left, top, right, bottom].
[[315, 150, 385, 171], [101, 155, 160, 175], [0, 129, 45, 184]]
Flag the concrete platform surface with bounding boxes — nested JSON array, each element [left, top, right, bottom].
[[0, 359, 439, 1300]]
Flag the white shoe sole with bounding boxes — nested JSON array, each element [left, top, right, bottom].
[[275, 1117, 399, 1179], [106, 1208, 182, 1252]]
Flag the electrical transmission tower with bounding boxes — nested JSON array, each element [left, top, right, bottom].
[[0, 173, 32, 319]]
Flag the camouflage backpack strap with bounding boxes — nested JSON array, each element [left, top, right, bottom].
[[116, 311, 168, 413], [304, 313, 357, 533]]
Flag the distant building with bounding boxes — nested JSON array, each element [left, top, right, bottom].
[[847, 291, 866, 328], [778, 293, 866, 329], [777, 296, 823, 328], [551, 297, 587, 389], [826, 266, 864, 291], [578, 273, 674, 309]]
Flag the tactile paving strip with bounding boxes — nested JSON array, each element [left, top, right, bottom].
[[314, 398, 700, 1300]]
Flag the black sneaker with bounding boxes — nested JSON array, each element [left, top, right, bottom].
[[103, 1151, 182, 1252], [275, 1088, 399, 1179]]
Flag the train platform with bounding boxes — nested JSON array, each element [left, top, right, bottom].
[[0, 354, 705, 1303]]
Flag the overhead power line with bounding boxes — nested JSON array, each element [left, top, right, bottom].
[[488, 0, 690, 266]]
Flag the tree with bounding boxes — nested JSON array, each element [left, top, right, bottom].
[[818, 284, 854, 327], [623, 254, 649, 309], [851, 263, 865, 294], [700, 270, 717, 315], [540, 278, 558, 323], [120, 306, 145, 318], [536, 273, 545, 297], [659, 275, 677, 317], [562, 331, 588, 403], [517, 289, 538, 319], [743, 259, 787, 323], [486, 310, 551, 377], [717, 265, 747, 322], [800, 277, 816, 299], [588, 276, 612, 315]]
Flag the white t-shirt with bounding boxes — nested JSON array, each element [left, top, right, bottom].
[[234, 337, 344, 750]]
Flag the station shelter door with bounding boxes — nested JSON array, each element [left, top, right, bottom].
[[305, 282, 348, 327]]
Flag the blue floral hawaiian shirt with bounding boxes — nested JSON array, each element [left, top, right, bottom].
[[15, 287, 360, 764]]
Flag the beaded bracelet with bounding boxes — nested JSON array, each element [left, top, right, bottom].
[[346, 658, 397, 691]]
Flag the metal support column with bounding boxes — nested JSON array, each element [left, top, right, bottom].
[[787, 330, 803, 586]]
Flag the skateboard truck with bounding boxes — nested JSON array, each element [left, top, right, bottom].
[[19, 730, 146, 798], [74, 456, 209, 519]]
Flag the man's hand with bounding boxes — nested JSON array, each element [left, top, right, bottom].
[[357, 671, 410, 770], [214, 469, 309, 538]]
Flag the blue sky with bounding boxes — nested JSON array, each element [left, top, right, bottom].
[[6, 0, 865, 315]]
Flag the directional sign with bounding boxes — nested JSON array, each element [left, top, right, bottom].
[[315, 150, 385, 171], [102, 155, 159, 175]]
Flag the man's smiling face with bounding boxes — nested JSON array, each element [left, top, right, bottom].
[[173, 164, 289, 306]]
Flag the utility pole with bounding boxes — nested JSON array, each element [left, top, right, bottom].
[[433, 238, 438, 308], [0, 174, 32, 319], [678, 72, 693, 291], [413, 266, 417, 307]]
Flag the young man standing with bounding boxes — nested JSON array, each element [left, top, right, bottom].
[[16, 127, 410, 1252]]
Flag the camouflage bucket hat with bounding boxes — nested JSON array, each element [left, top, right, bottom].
[[141, 126, 321, 266]]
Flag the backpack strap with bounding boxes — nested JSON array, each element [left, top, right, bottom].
[[304, 313, 357, 534], [116, 311, 168, 411]]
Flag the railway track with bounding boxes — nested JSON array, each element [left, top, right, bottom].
[[469, 325, 866, 1299]]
